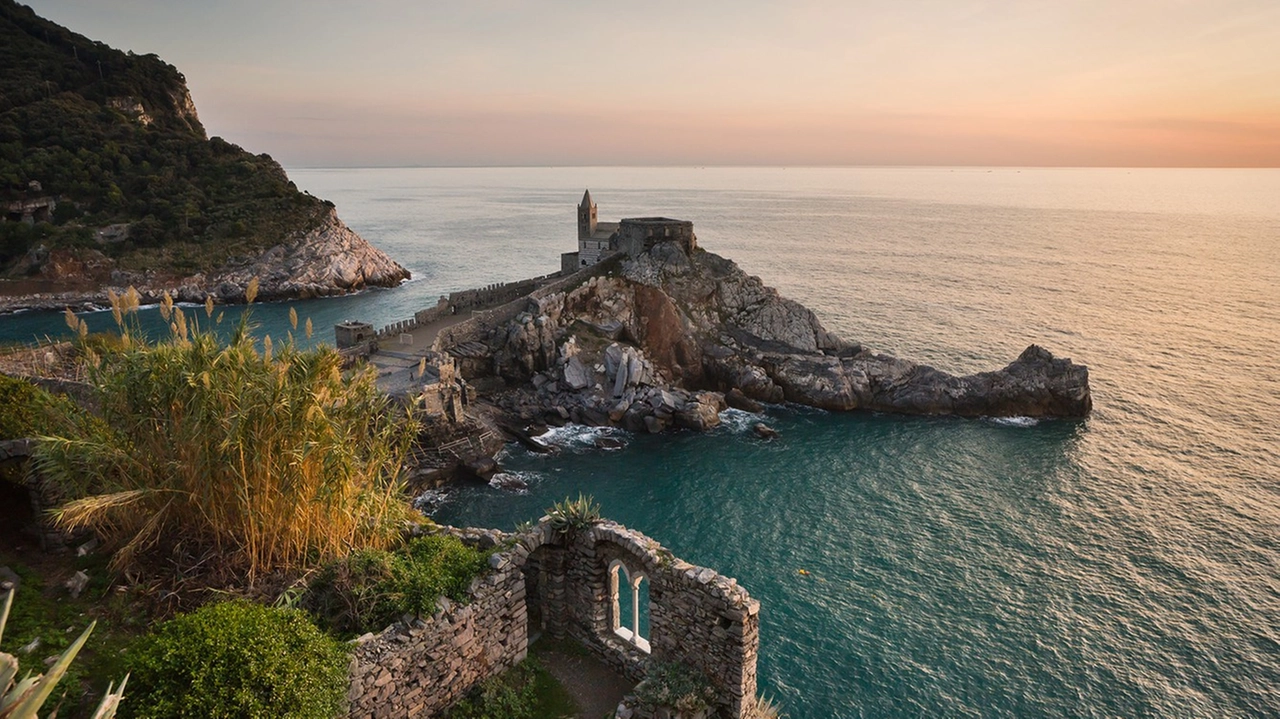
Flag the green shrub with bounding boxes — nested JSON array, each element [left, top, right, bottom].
[[123, 601, 347, 719], [633, 661, 716, 714], [0, 374, 44, 440], [304, 534, 491, 637]]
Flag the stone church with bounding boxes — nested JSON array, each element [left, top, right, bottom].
[[561, 190, 697, 273]]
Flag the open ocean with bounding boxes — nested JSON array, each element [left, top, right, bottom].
[[4, 167, 1279, 718]]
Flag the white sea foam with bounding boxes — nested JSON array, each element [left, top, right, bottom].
[[412, 488, 449, 512], [536, 423, 628, 451], [988, 416, 1040, 427], [717, 407, 764, 433]]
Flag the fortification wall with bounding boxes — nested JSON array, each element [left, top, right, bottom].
[[615, 218, 696, 258], [432, 254, 621, 361], [371, 273, 562, 344]]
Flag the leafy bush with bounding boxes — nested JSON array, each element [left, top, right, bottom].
[[304, 534, 491, 636], [546, 494, 601, 538], [37, 292, 420, 580], [122, 601, 346, 719], [0, 374, 47, 440]]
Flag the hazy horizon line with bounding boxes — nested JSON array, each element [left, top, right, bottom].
[[283, 163, 1280, 171]]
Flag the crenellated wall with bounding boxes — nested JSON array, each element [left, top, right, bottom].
[[431, 254, 621, 362]]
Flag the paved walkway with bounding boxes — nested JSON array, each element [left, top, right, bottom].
[[369, 312, 474, 394]]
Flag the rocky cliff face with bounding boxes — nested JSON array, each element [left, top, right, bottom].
[[0, 208, 408, 312], [199, 208, 408, 302], [448, 241, 1090, 430]]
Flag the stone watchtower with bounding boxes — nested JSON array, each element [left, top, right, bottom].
[[578, 189, 598, 239]]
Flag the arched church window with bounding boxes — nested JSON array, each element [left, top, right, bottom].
[[609, 559, 650, 653]]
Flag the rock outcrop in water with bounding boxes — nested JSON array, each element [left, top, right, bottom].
[[441, 240, 1091, 432]]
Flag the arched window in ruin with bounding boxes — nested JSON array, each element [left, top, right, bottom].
[[609, 559, 650, 653]]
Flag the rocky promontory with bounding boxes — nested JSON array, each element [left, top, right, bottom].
[[0, 207, 407, 313], [438, 240, 1091, 431]]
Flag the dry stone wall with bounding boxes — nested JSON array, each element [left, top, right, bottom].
[[346, 519, 759, 718], [346, 530, 529, 718]]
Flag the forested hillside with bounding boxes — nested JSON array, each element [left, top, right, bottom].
[[0, 0, 325, 272]]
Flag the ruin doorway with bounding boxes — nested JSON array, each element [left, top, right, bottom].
[[522, 543, 566, 646]]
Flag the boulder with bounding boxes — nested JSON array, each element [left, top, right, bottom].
[[674, 393, 723, 432], [725, 388, 764, 413], [461, 454, 499, 481], [489, 473, 528, 491], [563, 356, 592, 390], [752, 423, 780, 439]]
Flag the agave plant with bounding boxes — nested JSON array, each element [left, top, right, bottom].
[[546, 494, 602, 538], [0, 589, 126, 719]]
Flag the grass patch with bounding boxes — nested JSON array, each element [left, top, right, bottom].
[[0, 550, 140, 718], [442, 656, 577, 719]]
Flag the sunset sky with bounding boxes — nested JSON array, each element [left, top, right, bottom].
[[28, 0, 1280, 167]]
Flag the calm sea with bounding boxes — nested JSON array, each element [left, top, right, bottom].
[[5, 167, 1279, 717]]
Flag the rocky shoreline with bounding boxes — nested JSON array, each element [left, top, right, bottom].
[[433, 239, 1091, 439], [0, 208, 408, 314]]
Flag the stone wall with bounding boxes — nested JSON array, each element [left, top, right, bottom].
[[615, 218, 696, 259], [346, 532, 529, 718], [546, 522, 760, 718], [367, 273, 563, 345], [432, 255, 621, 363], [3, 196, 56, 224], [347, 518, 759, 718], [0, 438, 76, 552]]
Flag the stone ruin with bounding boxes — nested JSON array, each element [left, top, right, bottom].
[[347, 520, 761, 718], [415, 353, 473, 422]]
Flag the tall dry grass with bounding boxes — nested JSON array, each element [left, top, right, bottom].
[[36, 286, 419, 582]]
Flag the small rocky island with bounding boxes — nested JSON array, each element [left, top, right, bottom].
[[348, 192, 1091, 460]]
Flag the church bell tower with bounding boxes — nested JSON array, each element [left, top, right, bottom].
[[578, 189, 597, 240]]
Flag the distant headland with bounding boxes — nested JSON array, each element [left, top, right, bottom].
[[0, 0, 407, 315]]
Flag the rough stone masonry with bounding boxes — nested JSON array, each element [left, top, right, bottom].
[[346, 519, 761, 718]]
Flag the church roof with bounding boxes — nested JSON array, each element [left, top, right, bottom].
[[580, 189, 593, 208]]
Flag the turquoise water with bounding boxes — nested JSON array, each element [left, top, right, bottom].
[[5, 168, 1279, 717]]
